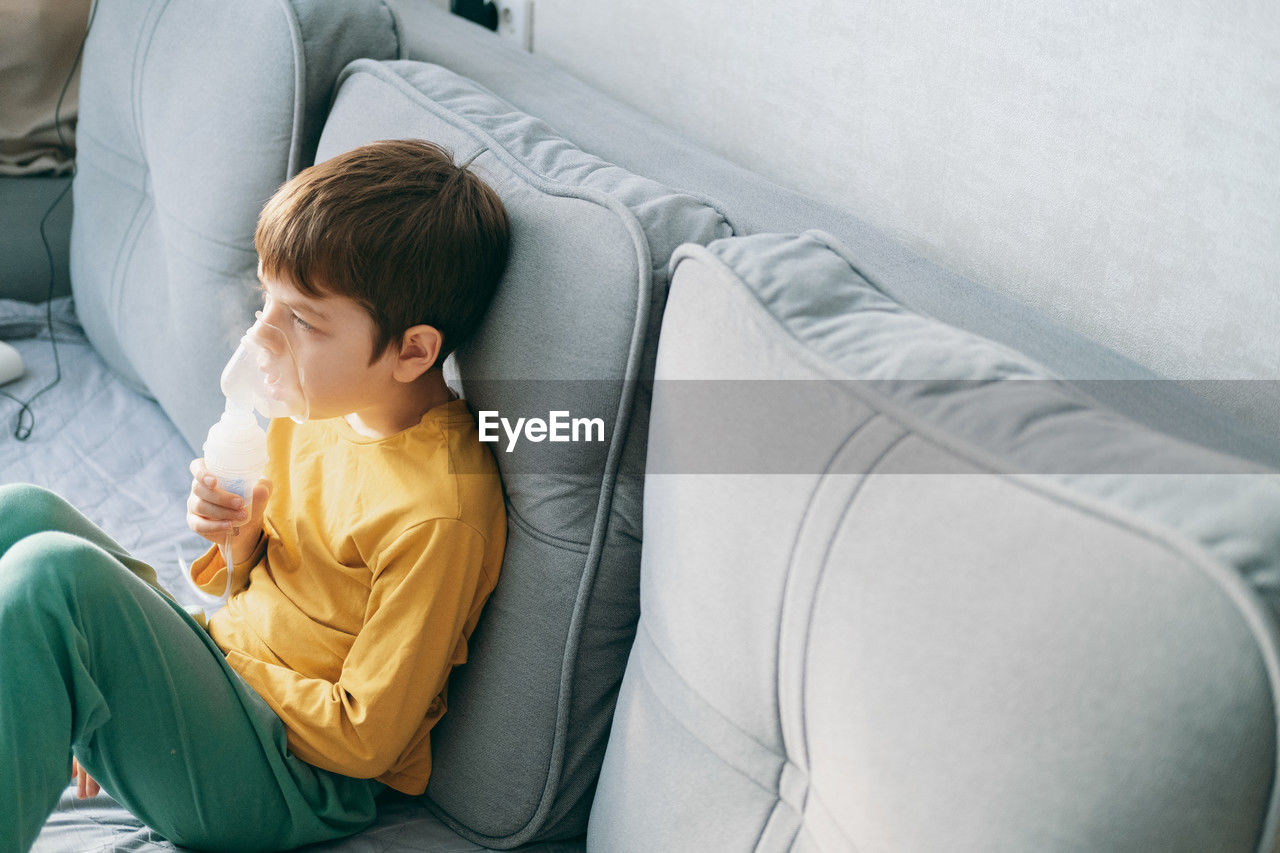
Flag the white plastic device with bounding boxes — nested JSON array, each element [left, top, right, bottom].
[[0, 341, 24, 386], [182, 314, 307, 608]]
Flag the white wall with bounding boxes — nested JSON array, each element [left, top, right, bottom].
[[524, 1, 1278, 414]]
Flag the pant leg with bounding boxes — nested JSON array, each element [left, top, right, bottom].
[[0, 482, 172, 601], [0, 488, 380, 852]]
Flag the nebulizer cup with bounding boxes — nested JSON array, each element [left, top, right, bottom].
[[184, 313, 307, 608]]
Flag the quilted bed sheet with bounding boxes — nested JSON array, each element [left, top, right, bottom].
[[0, 296, 205, 601], [0, 297, 584, 852]]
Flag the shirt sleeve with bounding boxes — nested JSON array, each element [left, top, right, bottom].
[[188, 531, 267, 597], [223, 517, 492, 779]]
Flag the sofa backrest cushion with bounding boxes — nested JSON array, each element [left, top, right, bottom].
[[588, 230, 1280, 851], [71, 0, 398, 451], [315, 58, 731, 845]]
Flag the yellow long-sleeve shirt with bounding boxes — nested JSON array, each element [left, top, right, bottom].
[[188, 397, 506, 794]]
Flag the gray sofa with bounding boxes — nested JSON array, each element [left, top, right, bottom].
[[3, 1, 1279, 851]]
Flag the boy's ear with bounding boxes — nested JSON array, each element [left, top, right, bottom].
[[393, 324, 444, 381]]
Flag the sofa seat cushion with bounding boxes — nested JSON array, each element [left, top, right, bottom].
[[589, 230, 1280, 852], [314, 58, 731, 846], [33, 785, 585, 852]]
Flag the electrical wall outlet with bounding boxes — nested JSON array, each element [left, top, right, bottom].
[[494, 0, 532, 52]]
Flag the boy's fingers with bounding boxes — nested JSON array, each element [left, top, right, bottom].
[[189, 471, 247, 513], [189, 458, 212, 484], [189, 513, 243, 537], [193, 486, 244, 515], [189, 458, 222, 492], [187, 503, 246, 535], [75, 765, 100, 799], [187, 492, 246, 522], [185, 460, 260, 541]]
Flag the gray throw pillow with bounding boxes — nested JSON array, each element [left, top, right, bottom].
[[316, 58, 731, 845]]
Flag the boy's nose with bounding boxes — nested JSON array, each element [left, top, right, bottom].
[[249, 313, 288, 356], [258, 301, 284, 324]]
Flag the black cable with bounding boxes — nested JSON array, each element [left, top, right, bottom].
[[1, 0, 99, 440]]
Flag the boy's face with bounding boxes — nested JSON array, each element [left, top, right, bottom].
[[254, 262, 395, 422]]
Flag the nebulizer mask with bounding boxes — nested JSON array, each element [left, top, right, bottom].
[[182, 312, 307, 608]]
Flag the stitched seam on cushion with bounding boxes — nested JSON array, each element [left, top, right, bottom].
[[339, 63, 664, 846], [797, 431, 906, 769], [632, 644, 780, 853], [668, 189, 735, 236], [675, 242, 1280, 851], [628, 669, 776, 849], [504, 501, 591, 553], [633, 622, 783, 797], [68, 156, 141, 193], [112, 0, 164, 377], [374, 0, 405, 60], [74, 126, 142, 176], [150, 208, 260, 258], [152, 229, 257, 281], [773, 412, 883, 763], [131, 0, 170, 156], [640, 620, 784, 765], [109, 200, 151, 346], [765, 420, 900, 853], [781, 432, 907, 852], [271, 0, 307, 177]]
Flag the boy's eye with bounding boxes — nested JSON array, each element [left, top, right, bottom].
[[257, 286, 315, 332]]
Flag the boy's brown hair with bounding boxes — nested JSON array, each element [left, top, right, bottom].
[[254, 139, 510, 367]]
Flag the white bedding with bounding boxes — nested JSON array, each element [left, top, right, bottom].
[[0, 296, 209, 609]]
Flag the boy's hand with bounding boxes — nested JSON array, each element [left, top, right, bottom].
[[71, 757, 100, 799], [187, 458, 272, 567]]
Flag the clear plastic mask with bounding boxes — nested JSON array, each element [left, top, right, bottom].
[[219, 311, 308, 423]]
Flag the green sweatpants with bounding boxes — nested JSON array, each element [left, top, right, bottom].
[[0, 483, 380, 852]]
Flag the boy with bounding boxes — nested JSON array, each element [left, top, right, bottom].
[[0, 138, 511, 851]]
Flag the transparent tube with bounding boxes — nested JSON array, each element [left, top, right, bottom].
[[186, 451, 262, 608], [211, 467, 258, 603]]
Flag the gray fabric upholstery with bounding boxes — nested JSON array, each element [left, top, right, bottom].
[[315, 58, 730, 846], [70, 0, 398, 453], [0, 176, 72, 303], [588, 231, 1280, 852], [45, 2, 1280, 849], [33, 786, 584, 852]]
